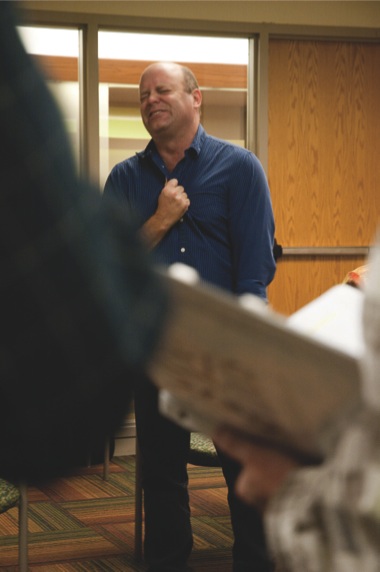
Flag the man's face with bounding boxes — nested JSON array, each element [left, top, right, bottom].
[[139, 64, 201, 139]]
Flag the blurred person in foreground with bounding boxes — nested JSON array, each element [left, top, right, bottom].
[[214, 242, 380, 572], [0, 0, 167, 483]]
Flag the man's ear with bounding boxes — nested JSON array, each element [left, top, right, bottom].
[[193, 88, 202, 111]]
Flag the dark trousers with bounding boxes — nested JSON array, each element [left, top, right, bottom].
[[134, 377, 274, 572]]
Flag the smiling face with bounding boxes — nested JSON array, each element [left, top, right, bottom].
[[139, 62, 202, 142]]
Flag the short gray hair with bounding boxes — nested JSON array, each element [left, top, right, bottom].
[[181, 65, 199, 94]]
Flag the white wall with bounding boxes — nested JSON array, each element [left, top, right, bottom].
[[21, 1, 380, 30]]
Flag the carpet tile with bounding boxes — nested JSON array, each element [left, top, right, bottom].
[[0, 456, 233, 571]]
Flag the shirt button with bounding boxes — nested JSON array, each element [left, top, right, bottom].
[[180, 218, 184, 222], [180, 247, 185, 253]]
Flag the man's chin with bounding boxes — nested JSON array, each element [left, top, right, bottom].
[[148, 123, 171, 138]]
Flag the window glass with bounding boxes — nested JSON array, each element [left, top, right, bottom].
[[17, 26, 80, 169], [98, 31, 248, 187]]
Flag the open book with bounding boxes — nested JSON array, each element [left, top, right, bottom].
[[149, 264, 364, 460]]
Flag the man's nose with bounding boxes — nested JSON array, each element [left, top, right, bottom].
[[147, 91, 160, 103]]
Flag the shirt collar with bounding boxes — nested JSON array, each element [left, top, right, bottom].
[[137, 124, 205, 161]]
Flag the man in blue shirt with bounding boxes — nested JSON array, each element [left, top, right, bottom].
[[104, 62, 276, 572]]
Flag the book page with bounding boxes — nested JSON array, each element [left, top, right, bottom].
[[150, 266, 362, 459], [287, 284, 364, 359]]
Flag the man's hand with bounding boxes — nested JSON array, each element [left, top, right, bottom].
[[141, 179, 190, 249], [158, 178, 190, 222], [214, 428, 301, 511]]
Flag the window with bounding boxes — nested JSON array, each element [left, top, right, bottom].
[[17, 26, 81, 169]]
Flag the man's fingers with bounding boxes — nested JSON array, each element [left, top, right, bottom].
[[166, 178, 179, 189], [164, 179, 185, 196], [163, 179, 189, 206], [214, 428, 254, 462]]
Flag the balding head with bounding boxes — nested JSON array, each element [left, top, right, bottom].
[[140, 62, 199, 95]]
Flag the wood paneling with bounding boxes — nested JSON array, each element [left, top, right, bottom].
[[267, 255, 367, 315], [100, 60, 247, 89], [34, 55, 78, 81], [268, 39, 380, 315], [33, 55, 247, 88], [269, 39, 380, 247]]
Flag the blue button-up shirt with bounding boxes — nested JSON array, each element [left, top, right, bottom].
[[104, 125, 276, 300]]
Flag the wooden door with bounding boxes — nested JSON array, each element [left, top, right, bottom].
[[267, 39, 380, 315]]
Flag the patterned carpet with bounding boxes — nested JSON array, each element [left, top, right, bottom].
[[0, 456, 233, 571]]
